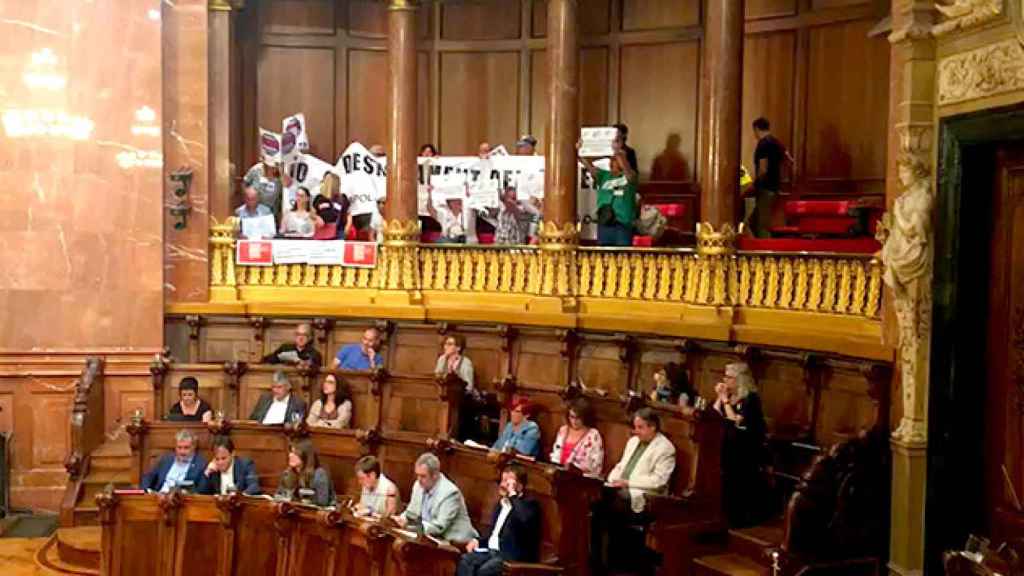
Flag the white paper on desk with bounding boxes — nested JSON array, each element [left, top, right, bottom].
[[463, 439, 488, 449], [579, 126, 618, 158], [241, 214, 277, 240], [395, 529, 419, 540]]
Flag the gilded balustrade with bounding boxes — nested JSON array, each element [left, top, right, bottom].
[[208, 223, 881, 319]]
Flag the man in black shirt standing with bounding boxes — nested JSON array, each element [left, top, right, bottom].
[[749, 117, 785, 238], [614, 123, 639, 174]]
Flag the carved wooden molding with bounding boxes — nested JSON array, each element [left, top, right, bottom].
[[249, 316, 266, 342], [222, 361, 248, 390], [185, 314, 202, 341], [933, 0, 1004, 37], [356, 427, 382, 454], [312, 317, 334, 345], [938, 38, 1024, 105], [158, 490, 183, 526], [215, 493, 242, 526]]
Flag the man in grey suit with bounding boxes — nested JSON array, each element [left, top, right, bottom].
[[393, 452, 478, 544], [249, 370, 307, 425]]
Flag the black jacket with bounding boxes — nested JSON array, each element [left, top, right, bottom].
[[481, 495, 542, 563], [262, 343, 322, 367], [249, 393, 307, 424], [198, 456, 261, 496]]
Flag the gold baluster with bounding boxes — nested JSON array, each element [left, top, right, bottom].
[[866, 258, 882, 318], [655, 255, 670, 300], [603, 254, 617, 297], [275, 265, 288, 286], [821, 259, 837, 313], [357, 266, 371, 288], [631, 254, 646, 300], [779, 258, 794, 309], [727, 256, 738, 305], [329, 265, 342, 287], [287, 264, 302, 286], [343, 265, 357, 288], [616, 254, 631, 299], [472, 251, 486, 292], [527, 252, 542, 294], [578, 253, 591, 297], [459, 251, 474, 291], [684, 256, 699, 303], [750, 257, 765, 307], [793, 259, 808, 310], [835, 260, 852, 314], [850, 260, 867, 316], [224, 245, 237, 288], [248, 266, 262, 286], [316, 265, 329, 287], [500, 251, 513, 293], [421, 250, 434, 289], [511, 251, 525, 293], [696, 257, 711, 304], [486, 251, 500, 292], [260, 265, 274, 285], [302, 264, 316, 287], [764, 257, 779, 308], [737, 256, 751, 306], [807, 258, 823, 311], [669, 256, 684, 301], [211, 244, 224, 286]]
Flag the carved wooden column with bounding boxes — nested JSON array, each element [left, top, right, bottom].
[[881, 3, 938, 575], [539, 0, 579, 311], [209, 0, 242, 220], [379, 0, 422, 302], [698, 0, 744, 232]]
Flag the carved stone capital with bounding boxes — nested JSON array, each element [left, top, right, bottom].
[[932, 0, 1004, 37], [537, 220, 579, 251]]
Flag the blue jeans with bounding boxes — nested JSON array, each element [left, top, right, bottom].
[[598, 222, 634, 247]]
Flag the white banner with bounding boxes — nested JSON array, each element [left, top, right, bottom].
[[579, 126, 617, 158], [336, 142, 387, 215], [282, 113, 309, 153]]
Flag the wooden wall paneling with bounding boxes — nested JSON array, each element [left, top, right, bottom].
[[106, 376, 157, 430], [529, 47, 610, 150], [262, 0, 337, 36], [0, 391, 13, 435], [575, 336, 631, 395], [513, 329, 569, 388], [198, 319, 254, 363], [620, 0, 700, 31], [347, 0, 387, 38], [816, 366, 879, 444], [389, 324, 441, 375], [618, 40, 700, 180], [257, 46, 336, 159], [803, 18, 889, 189], [456, 328, 506, 394], [811, 0, 871, 9], [347, 48, 389, 148], [746, 0, 798, 20], [234, 502, 280, 575], [336, 371, 379, 431], [741, 31, 797, 182], [377, 434, 423, 503], [756, 358, 813, 436], [439, 51, 521, 155], [380, 375, 445, 435], [531, 0, 612, 37], [441, 0, 522, 41], [173, 507, 223, 576]]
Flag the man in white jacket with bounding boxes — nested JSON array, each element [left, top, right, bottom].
[[595, 407, 676, 574]]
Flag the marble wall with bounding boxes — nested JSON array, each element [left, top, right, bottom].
[[0, 0, 165, 349]]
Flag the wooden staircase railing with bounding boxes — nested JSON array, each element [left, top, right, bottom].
[[60, 357, 105, 527]]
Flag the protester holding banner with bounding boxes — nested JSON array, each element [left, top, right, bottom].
[[614, 123, 640, 174], [235, 187, 275, 236], [491, 188, 539, 245], [579, 143, 638, 247], [478, 142, 492, 159], [279, 187, 317, 238], [420, 144, 438, 157], [244, 160, 286, 220]]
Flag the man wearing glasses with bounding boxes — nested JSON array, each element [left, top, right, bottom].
[[263, 322, 323, 367]]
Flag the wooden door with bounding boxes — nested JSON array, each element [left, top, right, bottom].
[[987, 144, 1024, 539]]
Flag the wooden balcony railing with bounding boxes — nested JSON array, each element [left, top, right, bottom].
[[208, 221, 882, 321]]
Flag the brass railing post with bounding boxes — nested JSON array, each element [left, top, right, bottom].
[[209, 218, 239, 302], [695, 222, 737, 306]]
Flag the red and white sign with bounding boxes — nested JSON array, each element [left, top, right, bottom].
[[236, 240, 377, 268], [236, 240, 274, 266], [343, 242, 378, 268]]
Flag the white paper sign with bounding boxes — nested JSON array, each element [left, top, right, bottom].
[[306, 241, 345, 265], [259, 128, 282, 165], [579, 126, 618, 158], [336, 142, 387, 214], [272, 240, 311, 264], [240, 214, 277, 241], [282, 113, 309, 152]]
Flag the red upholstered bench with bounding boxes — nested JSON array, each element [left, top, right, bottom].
[[477, 232, 494, 245], [771, 200, 880, 238]]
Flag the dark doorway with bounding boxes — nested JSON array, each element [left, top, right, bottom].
[[926, 104, 1024, 574]]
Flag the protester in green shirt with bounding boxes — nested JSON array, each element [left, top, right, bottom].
[[579, 142, 638, 247]]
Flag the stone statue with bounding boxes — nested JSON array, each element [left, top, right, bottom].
[[879, 155, 934, 296]]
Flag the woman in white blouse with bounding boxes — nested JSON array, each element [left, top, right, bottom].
[[279, 186, 318, 238], [549, 398, 604, 476], [306, 374, 352, 429], [434, 334, 476, 394], [353, 455, 400, 517]]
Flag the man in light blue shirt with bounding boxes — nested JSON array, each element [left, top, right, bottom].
[[140, 429, 207, 493], [333, 327, 385, 371]]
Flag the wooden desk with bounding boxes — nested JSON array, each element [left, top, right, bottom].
[[96, 492, 460, 576]]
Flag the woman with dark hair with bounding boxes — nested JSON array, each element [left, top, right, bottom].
[[276, 438, 335, 506], [419, 143, 438, 157], [279, 186, 317, 237], [549, 398, 604, 475], [307, 374, 352, 429], [167, 377, 213, 423], [650, 362, 697, 406], [434, 334, 475, 394]]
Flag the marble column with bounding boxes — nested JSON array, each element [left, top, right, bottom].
[[380, 0, 421, 298], [882, 3, 938, 575], [209, 0, 241, 221], [699, 0, 744, 230], [543, 0, 579, 232]]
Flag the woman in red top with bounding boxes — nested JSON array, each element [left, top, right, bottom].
[[549, 398, 604, 476]]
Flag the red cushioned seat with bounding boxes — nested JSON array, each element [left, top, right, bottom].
[[477, 233, 495, 245], [632, 235, 654, 247], [784, 200, 854, 216], [651, 203, 685, 217], [421, 230, 442, 243]]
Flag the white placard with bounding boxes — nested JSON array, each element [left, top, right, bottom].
[[306, 241, 345, 265], [579, 126, 618, 158], [282, 113, 310, 152], [272, 240, 310, 264], [259, 128, 282, 165], [337, 141, 387, 214], [240, 214, 277, 240]]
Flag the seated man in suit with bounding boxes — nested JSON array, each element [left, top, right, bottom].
[[393, 452, 478, 544], [458, 463, 541, 576], [594, 407, 677, 574], [140, 429, 207, 493], [262, 322, 322, 367], [249, 370, 307, 425], [199, 435, 261, 496]]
